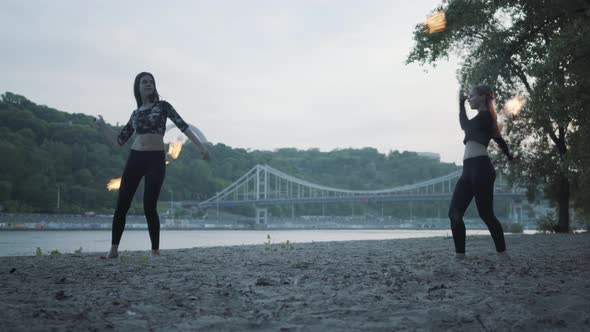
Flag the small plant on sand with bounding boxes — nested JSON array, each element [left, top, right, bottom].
[[264, 235, 294, 252], [74, 247, 83, 254], [49, 249, 61, 255], [264, 234, 273, 251], [281, 240, 295, 251], [35, 247, 42, 257]]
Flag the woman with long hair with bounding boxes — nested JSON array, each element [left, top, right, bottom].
[[96, 72, 209, 258], [449, 84, 513, 259]]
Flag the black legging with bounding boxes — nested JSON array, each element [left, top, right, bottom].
[[112, 150, 166, 250], [448, 156, 506, 254]]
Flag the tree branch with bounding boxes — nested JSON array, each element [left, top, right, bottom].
[[557, 126, 567, 157], [507, 4, 589, 54], [508, 59, 533, 94], [546, 125, 568, 160], [464, 27, 486, 41], [547, 128, 559, 146], [508, 15, 563, 55]]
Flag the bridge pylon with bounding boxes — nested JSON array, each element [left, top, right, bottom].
[[255, 165, 268, 200], [255, 207, 268, 228]]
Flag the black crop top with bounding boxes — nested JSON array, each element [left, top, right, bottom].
[[117, 100, 189, 146], [460, 101, 512, 160]]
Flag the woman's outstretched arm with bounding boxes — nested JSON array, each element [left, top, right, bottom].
[[163, 101, 210, 160], [492, 136, 513, 161], [183, 128, 210, 160]]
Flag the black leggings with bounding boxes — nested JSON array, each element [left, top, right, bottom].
[[448, 156, 506, 253], [112, 150, 166, 250]]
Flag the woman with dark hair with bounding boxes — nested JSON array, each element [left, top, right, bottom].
[[449, 84, 513, 259], [96, 72, 209, 258]]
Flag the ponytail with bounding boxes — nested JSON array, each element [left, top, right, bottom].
[[475, 85, 501, 137], [488, 95, 501, 137]]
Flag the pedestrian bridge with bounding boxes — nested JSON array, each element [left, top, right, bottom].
[[198, 164, 525, 209]]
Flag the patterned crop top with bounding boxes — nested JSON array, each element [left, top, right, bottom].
[[117, 100, 189, 146]]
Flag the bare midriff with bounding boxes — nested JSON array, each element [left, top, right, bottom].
[[463, 140, 488, 160], [131, 133, 166, 151]]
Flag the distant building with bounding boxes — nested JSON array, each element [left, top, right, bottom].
[[416, 152, 441, 161]]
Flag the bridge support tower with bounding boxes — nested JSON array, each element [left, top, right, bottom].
[[255, 207, 268, 228]]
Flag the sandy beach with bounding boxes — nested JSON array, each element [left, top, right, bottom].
[[1, 233, 589, 331]]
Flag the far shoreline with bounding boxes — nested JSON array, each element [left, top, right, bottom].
[[1, 229, 548, 258]]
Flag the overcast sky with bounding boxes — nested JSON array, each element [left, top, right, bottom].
[[0, 1, 471, 164]]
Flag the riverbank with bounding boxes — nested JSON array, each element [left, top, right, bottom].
[[1, 234, 588, 331], [0, 212, 537, 231], [0, 229, 532, 257]]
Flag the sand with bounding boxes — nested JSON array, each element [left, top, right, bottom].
[[1, 233, 589, 331]]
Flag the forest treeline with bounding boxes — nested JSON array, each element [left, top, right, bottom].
[[1, 92, 464, 217]]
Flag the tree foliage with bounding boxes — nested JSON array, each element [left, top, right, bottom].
[[0, 92, 463, 217], [407, 0, 590, 231]]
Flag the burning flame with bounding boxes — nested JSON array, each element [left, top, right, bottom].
[[503, 96, 525, 115], [167, 141, 183, 160], [107, 178, 121, 191], [423, 11, 447, 34]]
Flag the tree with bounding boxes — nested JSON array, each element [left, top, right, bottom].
[[407, 0, 590, 232], [1, 92, 36, 109]]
